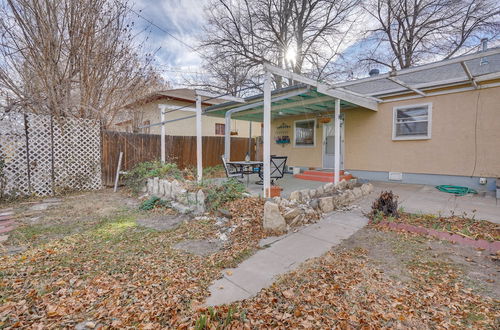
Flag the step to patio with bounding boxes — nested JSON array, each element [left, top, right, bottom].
[[294, 170, 353, 182]]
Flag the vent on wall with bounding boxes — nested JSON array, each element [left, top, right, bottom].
[[389, 172, 403, 181]]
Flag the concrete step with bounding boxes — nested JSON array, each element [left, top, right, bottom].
[[302, 170, 345, 177], [294, 173, 353, 182]]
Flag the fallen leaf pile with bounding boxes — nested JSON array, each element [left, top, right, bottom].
[[192, 248, 499, 328], [1, 195, 498, 328], [392, 213, 500, 242]]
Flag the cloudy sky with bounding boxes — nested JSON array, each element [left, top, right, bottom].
[[131, 0, 209, 83]]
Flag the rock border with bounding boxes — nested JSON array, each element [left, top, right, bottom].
[[378, 221, 500, 253], [263, 179, 374, 232], [145, 178, 205, 214]]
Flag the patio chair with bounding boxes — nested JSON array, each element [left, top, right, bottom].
[[257, 155, 287, 185], [221, 155, 243, 179]]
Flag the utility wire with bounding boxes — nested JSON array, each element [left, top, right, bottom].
[[119, 1, 205, 57]]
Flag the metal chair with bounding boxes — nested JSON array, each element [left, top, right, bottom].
[[221, 155, 243, 179], [258, 155, 287, 185]]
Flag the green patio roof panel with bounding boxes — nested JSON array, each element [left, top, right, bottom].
[[204, 84, 360, 122]]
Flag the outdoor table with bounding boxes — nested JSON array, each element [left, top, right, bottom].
[[226, 160, 263, 185]]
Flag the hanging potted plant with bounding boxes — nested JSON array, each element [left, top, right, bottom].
[[319, 117, 331, 124]]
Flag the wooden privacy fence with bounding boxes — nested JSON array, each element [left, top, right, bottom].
[[101, 131, 255, 186]]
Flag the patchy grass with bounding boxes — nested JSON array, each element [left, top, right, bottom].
[[1, 190, 498, 328]]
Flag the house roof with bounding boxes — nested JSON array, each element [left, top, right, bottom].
[[126, 88, 226, 108], [338, 48, 500, 97], [203, 48, 500, 122]]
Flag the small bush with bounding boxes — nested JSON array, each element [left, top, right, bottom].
[[370, 191, 399, 219], [204, 179, 246, 211], [139, 196, 170, 211], [124, 161, 183, 194]]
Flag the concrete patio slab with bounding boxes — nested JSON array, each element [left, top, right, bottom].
[[205, 210, 368, 306], [358, 181, 500, 223]]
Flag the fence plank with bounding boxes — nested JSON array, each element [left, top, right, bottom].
[[101, 131, 255, 186]]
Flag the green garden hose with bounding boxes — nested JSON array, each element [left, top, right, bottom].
[[435, 185, 478, 196]]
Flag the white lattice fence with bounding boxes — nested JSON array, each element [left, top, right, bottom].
[[0, 112, 101, 197]]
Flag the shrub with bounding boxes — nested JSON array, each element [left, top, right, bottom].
[[123, 161, 183, 194], [370, 191, 399, 219], [139, 196, 170, 211], [204, 179, 246, 211]]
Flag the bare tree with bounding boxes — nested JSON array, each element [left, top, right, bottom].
[[365, 0, 500, 70], [0, 0, 163, 128], [199, 0, 360, 91]]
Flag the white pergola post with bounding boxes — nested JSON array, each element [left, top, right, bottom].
[[263, 71, 272, 197], [334, 98, 340, 185], [196, 95, 203, 182], [159, 105, 166, 163], [224, 113, 231, 161]]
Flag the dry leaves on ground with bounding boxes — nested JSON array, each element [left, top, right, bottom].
[[193, 247, 499, 328], [392, 213, 500, 242]]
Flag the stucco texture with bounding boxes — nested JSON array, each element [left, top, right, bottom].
[[271, 86, 500, 178]]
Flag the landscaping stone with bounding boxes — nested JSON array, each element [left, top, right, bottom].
[[283, 208, 302, 221], [263, 201, 286, 232], [163, 180, 172, 198], [352, 187, 363, 199], [300, 189, 311, 201], [174, 239, 223, 256], [309, 189, 317, 198], [361, 183, 374, 195], [153, 177, 160, 195], [196, 190, 205, 213], [158, 180, 166, 196], [171, 202, 192, 214], [316, 186, 324, 196], [319, 197, 334, 213], [324, 183, 334, 193], [289, 190, 301, 202], [309, 199, 320, 210]]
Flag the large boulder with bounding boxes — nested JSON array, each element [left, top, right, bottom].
[[263, 201, 286, 232], [152, 177, 160, 195], [352, 187, 363, 199]]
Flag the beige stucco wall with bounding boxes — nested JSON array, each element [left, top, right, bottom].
[[270, 115, 326, 168], [270, 86, 500, 178], [113, 99, 260, 137]]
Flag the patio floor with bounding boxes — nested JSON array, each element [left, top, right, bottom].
[[243, 173, 324, 198]]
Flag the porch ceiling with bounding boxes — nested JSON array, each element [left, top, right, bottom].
[[204, 85, 359, 122]]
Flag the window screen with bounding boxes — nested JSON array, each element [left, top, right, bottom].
[[215, 123, 225, 135], [394, 105, 430, 138], [294, 120, 315, 146]]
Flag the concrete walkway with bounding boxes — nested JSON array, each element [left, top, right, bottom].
[[205, 209, 368, 306]]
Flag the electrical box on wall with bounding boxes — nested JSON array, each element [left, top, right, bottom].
[[479, 177, 487, 185], [389, 172, 403, 181]]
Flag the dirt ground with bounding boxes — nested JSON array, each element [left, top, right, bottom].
[[1, 189, 498, 327], [337, 226, 500, 299]]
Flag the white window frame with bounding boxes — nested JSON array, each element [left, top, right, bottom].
[[392, 103, 432, 141], [293, 118, 316, 148]]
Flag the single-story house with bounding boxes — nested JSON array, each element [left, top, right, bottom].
[[111, 88, 261, 137], [204, 47, 500, 193]]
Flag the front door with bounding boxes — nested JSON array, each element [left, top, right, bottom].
[[322, 117, 344, 169]]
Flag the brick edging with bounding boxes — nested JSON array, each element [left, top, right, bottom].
[[376, 221, 500, 253]]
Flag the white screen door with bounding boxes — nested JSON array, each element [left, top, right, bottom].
[[322, 118, 344, 169]]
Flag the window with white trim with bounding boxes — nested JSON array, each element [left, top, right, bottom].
[[393, 103, 432, 140], [294, 119, 315, 147]]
